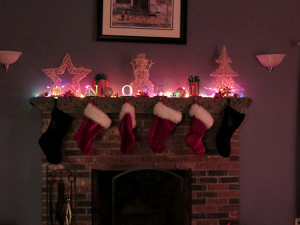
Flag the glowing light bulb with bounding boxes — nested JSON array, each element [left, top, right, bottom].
[[165, 92, 173, 97]]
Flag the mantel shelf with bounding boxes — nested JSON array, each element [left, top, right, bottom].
[[29, 96, 252, 114]]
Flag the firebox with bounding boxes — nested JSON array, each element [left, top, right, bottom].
[[92, 168, 191, 225]]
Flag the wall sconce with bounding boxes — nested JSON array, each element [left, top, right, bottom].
[[256, 54, 286, 74], [0, 50, 22, 72]]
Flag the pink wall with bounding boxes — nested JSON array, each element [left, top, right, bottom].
[[0, 0, 300, 225]]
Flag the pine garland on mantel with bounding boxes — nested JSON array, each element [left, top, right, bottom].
[[29, 96, 252, 114]]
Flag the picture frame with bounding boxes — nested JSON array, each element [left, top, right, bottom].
[[97, 0, 187, 44]]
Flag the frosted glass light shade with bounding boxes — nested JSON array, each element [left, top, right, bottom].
[[0, 50, 22, 72], [256, 54, 286, 73]]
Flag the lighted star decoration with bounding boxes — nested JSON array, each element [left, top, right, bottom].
[[42, 53, 92, 97]]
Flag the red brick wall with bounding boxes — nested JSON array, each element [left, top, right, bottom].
[[41, 112, 240, 225]]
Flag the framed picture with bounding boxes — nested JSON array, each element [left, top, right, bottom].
[[97, 0, 187, 44]]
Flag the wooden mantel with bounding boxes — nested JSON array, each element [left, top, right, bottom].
[[29, 96, 252, 113]]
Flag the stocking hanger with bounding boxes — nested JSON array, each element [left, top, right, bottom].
[[90, 97, 94, 105], [194, 98, 198, 104], [53, 97, 58, 107]]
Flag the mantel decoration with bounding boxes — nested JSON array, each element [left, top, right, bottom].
[[188, 75, 200, 96], [33, 49, 253, 158], [42, 54, 92, 97], [205, 46, 244, 97], [130, 54, 154, 96]]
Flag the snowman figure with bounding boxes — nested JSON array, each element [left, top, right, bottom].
[[130, 53, 154, 96]]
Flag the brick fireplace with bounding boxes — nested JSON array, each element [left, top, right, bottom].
[[32, 96, 251, 225]]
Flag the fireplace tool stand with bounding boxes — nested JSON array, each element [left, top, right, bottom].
[[46, 161, 77, 225]]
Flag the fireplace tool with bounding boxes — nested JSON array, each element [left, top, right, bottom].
[[65, 191, 72, 225], [46, 162, 77, 225], [55, 178, 66, 225], [47, 173, 54, 225]]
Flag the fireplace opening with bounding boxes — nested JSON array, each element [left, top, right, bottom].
[[92, 168, 191, 225]]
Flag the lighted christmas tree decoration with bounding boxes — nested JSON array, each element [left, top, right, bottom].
[[42, 53, 92, 97], [204, 46, 244, 96]]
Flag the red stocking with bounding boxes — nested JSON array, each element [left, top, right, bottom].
[[74, 103, 111, 155], [119, 103, 136, 154], [185, 104, 214, 155], [147, 102, 182, 153]]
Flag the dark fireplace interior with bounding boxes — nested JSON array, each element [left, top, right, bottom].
[[92, 168, 191, 225]]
